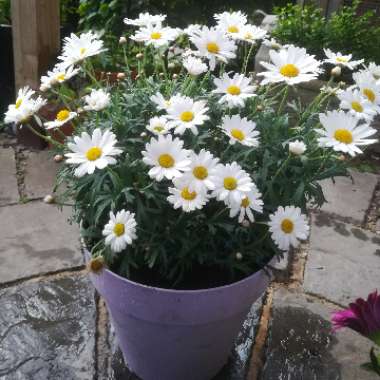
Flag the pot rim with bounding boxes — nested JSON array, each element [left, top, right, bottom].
[[85, 247, 275, 295]]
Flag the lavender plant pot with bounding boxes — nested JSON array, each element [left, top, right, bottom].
[[87, 250, 272, 380]]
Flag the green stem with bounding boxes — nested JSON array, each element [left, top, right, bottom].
[[25, 124, 63, 148], [243, 43, 255, 75], [82, 60, 101, 87], [122, 45, 131, 76], [264, 154, 291, 198], [277, 85, 289, 115]]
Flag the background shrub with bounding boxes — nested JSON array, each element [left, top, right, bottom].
[[272, 0, 380, 64], [0, 0, 10, 24]]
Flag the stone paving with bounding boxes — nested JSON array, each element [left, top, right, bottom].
[[0, 134, 379, 380]]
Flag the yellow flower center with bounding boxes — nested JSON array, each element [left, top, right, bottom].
[[193, 165, 208, 180], [227, 85, 241, 96], [228, 25, 239, 33], [231, 128, 245, 141], [336, 56, 348, 63], [56, 109, 71, 122], [351, 101, 363, 113], [154, 125, 165, 132], [207, 42, 220, 54], [363, 88, 375, 103], [180, 111, 194, 122], [80, 47, 87, 55], [280, 64, 300, 78], [241, 197, 250, 208], [150, 31, 162, 40], [224, 176, 237, 190], [113, 223, 125, 237], [15, 98, 23, 109], [281, 218, 294, 234], [86, 146, 102, 161], [181, 187, 197, 201], [244, 32, 253, 40], [56, 73, 66, 81], [334, 129, 353, 144], [158, 153, 174, 168]]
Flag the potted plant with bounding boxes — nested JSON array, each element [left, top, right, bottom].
[[4, 10, 378, 380]]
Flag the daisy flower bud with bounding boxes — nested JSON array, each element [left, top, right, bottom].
[[172, 73, 178, 80], [331, 66, 341, 77], [117, 72, 126, 80], [236, 252, 243, 260], [43, 194, 55, 204], [289, 140, 306, 156], [136, 53, 144, 60], [119, 36, 127, 44], [87, 256, 105, 273], [54, 154, 64, 163], [168, 62, 176, 70]]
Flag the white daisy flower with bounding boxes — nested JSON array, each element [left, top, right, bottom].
[[262, 38, 282, 50], [142, 134, 191, 181], [229, 185, 263, 223], [102, 210, 137, 253], [65, 128, 122, 177], [190, 26, 237, 70], [289, 140, 306, 155], [150, 92, 182, 111], [130, 23, 179, 48], [166, 95, 209, 135], [183, 56, 208, 76], [150, 92, 171, 110], [235, 25, 267, 44], [181, 149, 219, 192], [146, 116, 172, 135], [353, 71, 380, 107], [220, 115, 259, 147], [58, 31, 106, 68], [212, 162, 254, 206], [337, 89, 377, 121], [268, 205, 309, 251], [4, 87, 46, 125], [213, 72, 256, 108], [258, 45, 322, 85], [44, 109, 78, 130], [40, 64, 79, 91], [7, 86, 35, 110], [123, 12, 166, 27], [316, 110, 377, 157], [365, 62, 380, 81], [323, 48, 363, 70], [214, 11, 247, 38], [83, 89, 111, 111], [168, 177, 209, 212], [184, 24, 203, 38]]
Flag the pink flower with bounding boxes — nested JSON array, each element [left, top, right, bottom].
[[332, 290, 380, 346]]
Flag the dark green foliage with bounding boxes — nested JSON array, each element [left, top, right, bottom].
[[77, 0, 290, 33], [273, 1, 380, 64], [0, 0, 10, 24]]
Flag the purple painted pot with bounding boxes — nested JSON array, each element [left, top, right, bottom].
[[87, 250, 272, 380]]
